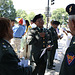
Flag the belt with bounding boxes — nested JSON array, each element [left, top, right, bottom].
[[14, 37, 22, 39]]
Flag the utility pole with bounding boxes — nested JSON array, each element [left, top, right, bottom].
[[44, 0, 50, 28], [46, 0, 50, 28], [44, 0, 55, 28]]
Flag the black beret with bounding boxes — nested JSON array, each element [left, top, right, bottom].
[[52, 21, 60, 25], [33, 14, 43, 23], [66, 4, 75, 15]]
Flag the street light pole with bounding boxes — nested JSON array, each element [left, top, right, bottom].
[[45, 0, 55, 28], [46, 0, 50, 28]]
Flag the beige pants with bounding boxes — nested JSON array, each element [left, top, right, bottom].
[[20, 37, 31, 59], [10, 38, 21, 57]]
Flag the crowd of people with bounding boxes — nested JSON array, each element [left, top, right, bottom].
[[0, 3, 75, 75]]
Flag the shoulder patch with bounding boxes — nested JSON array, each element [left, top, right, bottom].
[[66, 52, 75, 65]]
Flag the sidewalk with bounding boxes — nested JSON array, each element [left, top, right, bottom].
[[45, 39, 65, 75]]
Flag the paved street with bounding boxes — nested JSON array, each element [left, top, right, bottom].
[[45, 38, 66, 75]]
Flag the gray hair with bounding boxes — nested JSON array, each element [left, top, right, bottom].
[[69, 15, 75, 21]]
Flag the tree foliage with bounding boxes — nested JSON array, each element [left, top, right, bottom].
[[43, 14, 46, 24], [0, 0, 16, 19], [16, 11, 36, 22], [16, 9, 27, 20], [27, 12, 35, 22], [51, 8, 68, 25]]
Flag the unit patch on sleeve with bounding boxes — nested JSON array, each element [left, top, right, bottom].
[[66, 53, 75, 65]]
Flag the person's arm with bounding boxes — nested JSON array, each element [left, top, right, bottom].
[[49, 28, 58, 41], [27, 28, 42, 45], [63, 30, 68, 36], [1, 51, 26, 75], [66, 30, 73, 36], [46, 29, 53, 50]]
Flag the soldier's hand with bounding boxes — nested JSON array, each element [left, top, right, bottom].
[[58, 35, 63, 39], [66, 30, 71, 33], [46, 45, 53, 51], [40, 32, 45, 37]]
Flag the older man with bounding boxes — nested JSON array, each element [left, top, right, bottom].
[[59, 4, 75, 75]]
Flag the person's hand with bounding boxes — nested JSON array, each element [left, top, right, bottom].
[[40, 32, 45, 37], [46, 45, 53, 51], [58, 35, 61, 38], [58, 35, 63, 39], [63, 30, 65, 33], [66, 30, 71, 33]]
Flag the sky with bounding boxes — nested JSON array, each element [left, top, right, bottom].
[[12, 0, 75, 14]]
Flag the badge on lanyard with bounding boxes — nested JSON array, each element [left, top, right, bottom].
[[66, 53, 75, 65]]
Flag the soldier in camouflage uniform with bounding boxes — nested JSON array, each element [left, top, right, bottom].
[[27, 14, 53, 75], [59, 4, 75, 75]]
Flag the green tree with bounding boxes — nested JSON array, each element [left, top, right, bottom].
[[0, 0, 16, 19], [27, 12, 35, 22], [16, 9, 27, 20], [43, 14, 46, 24], [51, 8, 68, 25]]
